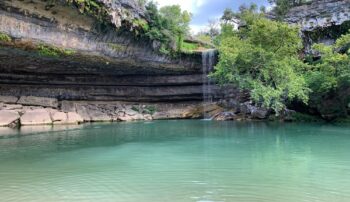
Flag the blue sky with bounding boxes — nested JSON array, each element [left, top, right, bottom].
[[155, 0, 270, 33]]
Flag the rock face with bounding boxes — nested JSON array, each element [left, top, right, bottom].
[[283, 0, 350, 53], [18, 96, 58, 108], [0, 96, 18, 104], [0, 110, 20, 127], [284, 0, 350, 32], [0, 0, 207, 103], [20, 109, 52, 125]]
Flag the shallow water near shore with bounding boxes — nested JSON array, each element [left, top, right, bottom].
[[0, 120, 349, 202]]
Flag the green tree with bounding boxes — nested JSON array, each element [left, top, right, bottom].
[[144, 2, 192, 54], [212, 12, 310, 112], [159, 5, 192, 52], [305, 33, 350, 99]]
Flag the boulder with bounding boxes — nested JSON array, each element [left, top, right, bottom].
[[18, 96, 58, 108], [88, 110, 113, 122], [20, 109, 52, 125], [144, 114, 153, 121], [212, 112, 236, 121], [240, 102, 253, 115], [0, 110, 20, 127], [251, 107, 269, 119], [281, 109, 296, 122], [124, 107, 138, 116], [118, 114, 134, 122], [132, 114, 144, 120], [66, 112, 84, 124], [51, 111, 68, 123], [0, 96, 18, 104]]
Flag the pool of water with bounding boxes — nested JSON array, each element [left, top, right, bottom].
[[0, 121, 349, 202]]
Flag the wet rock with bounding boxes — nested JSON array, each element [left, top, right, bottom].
[[182, 104, 224, 119], [251, 107, 269, 119], [218, 99, 241, 113], [66, 112, 84, 124], [281, 109, 297, 122], [0, 96, 18, 104], [18, 96, 58, 108], [0, 110, 20, 127], [20, 109, 52, 125], [212, 112, 236, 121]]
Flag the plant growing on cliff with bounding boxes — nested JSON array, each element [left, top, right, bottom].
[[38, 45, 75, 57], [144, 2, 192, 55], [304, 32, 350, 102], [0, 32, 11, 42], [212, 11, 310, 113], [66, 0, 108, 22]]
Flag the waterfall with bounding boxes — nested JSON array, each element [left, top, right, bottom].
[[202, 50, 216, 119]]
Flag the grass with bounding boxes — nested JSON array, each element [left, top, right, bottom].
[[0, 32, 11, 42], [181, 42, 199, 53], [37, 44, 75, 57]]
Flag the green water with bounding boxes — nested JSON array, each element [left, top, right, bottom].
[[0, 121, 350, 202]]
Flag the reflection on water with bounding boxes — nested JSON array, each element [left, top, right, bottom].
[[0, 121, 349, 202]]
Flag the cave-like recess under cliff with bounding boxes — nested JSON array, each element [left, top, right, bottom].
[[0, 0, 217, 103]]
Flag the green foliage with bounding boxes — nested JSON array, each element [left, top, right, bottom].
[[305, 33, 350, 99], [181, 42, 198, 53], [137, 0, 147, 7], [0, 32, 11, 42], [196, 34, 212, 44], [38, 45, 75, 58], [66, 0, 108, 22], [144, 2, 192, 55], [212, 12, 310, 113], [131, 105, 157, 115], [144, 106, 157, 115]]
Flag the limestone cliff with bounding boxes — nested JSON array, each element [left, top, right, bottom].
[[284, 0, 350, 53], [0, 0, 205, 102]]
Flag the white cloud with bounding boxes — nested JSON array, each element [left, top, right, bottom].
[[154, 0, 207, 14]]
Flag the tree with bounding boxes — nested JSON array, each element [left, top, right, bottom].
[[221, 8, 235, 23], [305, 33, 350, 100], [144, 2, 192, 54], [212, 11, 310, 112], [159, 5, 192, 52]]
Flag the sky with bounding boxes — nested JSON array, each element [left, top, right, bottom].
[[154, 0, 270, 34]]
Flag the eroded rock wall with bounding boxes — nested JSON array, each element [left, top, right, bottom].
[[0, 0, 208, 102], [284, 0, 350, 53]]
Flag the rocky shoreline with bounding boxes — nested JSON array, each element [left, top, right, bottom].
[[0, 95, 293, 128]]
